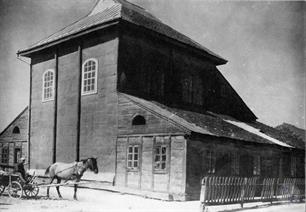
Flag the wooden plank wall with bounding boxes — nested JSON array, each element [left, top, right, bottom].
[[115, 135, 187, 200]]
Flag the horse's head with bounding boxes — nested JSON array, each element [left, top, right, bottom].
[[83, 157, 99, 174]]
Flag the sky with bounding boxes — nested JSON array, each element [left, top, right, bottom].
[[0, 0, 304, 132]]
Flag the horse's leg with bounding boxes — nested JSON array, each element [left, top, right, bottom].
[[56, 178, 63, 199], [73, 183, 78, 200], [47, 177, 55, 198]]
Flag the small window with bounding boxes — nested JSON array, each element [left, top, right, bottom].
[[154, 145, 167, 172], [253, 155, 261, 176], [82, 58, 98, 95], [127, 145, 139, 170], [42, 69, 55, 101], [14, 148, 21, 164], [12, 126, 20, 134], [1, 147, 9, 164], [290, 156, 297, 177], [231, 152, 240, 176], [207, 150, 216, 174], [182, 75, 193, 104], [132, 115, 146, 126]]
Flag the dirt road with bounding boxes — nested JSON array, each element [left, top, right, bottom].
[[0, 186, 304, 212]]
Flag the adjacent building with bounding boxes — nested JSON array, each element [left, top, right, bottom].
[[0, 107, 28, 168]]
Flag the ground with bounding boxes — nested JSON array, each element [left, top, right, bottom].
[[0, 186, 304, 212]]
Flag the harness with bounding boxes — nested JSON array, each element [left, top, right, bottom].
[[54, 162, 88, 179]]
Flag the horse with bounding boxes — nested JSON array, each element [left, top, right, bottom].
[[45, 157, 98, 200]]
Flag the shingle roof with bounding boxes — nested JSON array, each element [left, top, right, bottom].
[[18, 0, 227, 64], [121, 93, 304, 150]]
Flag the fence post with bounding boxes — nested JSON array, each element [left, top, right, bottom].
[[200, 177, 207, 212], [240, 178, 247, 208]]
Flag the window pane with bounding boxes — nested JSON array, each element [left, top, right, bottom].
[[162, 155, 166, 162], [155, 155, 160, 162], [162, 147, 166, 154], [134, 161, 138, 168], [161, 162, 166, 169], [128, 161, 132, 168], [134, 147, 138, 153], [155, 147, 160, 154], [128, 146, 133, 153]]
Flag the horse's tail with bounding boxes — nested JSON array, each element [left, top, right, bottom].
[[45, 166, 51, 176]]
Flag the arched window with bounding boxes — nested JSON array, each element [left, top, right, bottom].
[[132, 115, 146, 126], [42, 69, 55, 101], [12, 126, 20, 134], [82, 58, 98, 95]]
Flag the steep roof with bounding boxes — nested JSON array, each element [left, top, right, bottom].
[[17, 0, 227, 65], [0, 106, 28, 137], [122, 93, 304, 150]]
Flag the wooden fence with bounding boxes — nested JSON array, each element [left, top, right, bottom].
[[200, 176, 305, 211]]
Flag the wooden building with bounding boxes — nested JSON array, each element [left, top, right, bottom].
[[0, 107, 28, 168], [17, 0, 304, 200]]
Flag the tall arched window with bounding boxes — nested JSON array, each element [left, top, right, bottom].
[[82, 58, 98, 95], [42, 69, 55, 102]]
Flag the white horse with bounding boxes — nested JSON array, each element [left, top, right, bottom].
[[45, 157, 98, 200]]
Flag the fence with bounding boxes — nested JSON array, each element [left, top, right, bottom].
[[200, 176, 305, 211]]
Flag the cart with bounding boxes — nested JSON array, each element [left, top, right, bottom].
[[0, 172, 39, 199]]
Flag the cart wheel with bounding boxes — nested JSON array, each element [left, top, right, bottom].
[[8, 181, 23, 199], [0, 184, 5, 196], [24, 183, 39, 198]]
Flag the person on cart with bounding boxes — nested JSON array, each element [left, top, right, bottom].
[[14, 157, 27, 184]]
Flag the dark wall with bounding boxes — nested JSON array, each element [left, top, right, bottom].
[[185, 136, 304, 200], [118, 23, 256, 121], [29, 27, 120, 176]]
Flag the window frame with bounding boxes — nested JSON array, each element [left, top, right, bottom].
[[127, 145, 140, 171], [132, 115, 146, 126], [81, 58, 98, 96], [1, 146, 9, 164], [231, 152, 240, 176], [42, 69, 55, 102], [12, 126, 20, 134], [253, 155, 261, 176], [153, 145, 169, 173], [290, 156, 297, 177]]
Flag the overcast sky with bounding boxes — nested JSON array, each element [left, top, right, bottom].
[[0, 0, 304, 132]]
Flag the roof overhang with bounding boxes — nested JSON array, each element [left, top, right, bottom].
[[17, 19, 120, 57]]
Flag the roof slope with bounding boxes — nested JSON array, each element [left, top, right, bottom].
[[122, 93, 303, 149], [18, 0, 227, 64], [275, 123, 306, 143], [0, 107, 28, 137]]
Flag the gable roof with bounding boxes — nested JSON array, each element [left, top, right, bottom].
[[121, 93, 304, 150], [17, 0, 227, 65], [0, 106, 28, 137]]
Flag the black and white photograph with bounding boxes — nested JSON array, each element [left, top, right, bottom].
[[0, 0, 305, 211]]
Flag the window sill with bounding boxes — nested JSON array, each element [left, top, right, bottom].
[[42, 98, 54, 103], [81, 91, 97, 96], [153, 170, 168, 174], [127, 168, 140, 172]]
